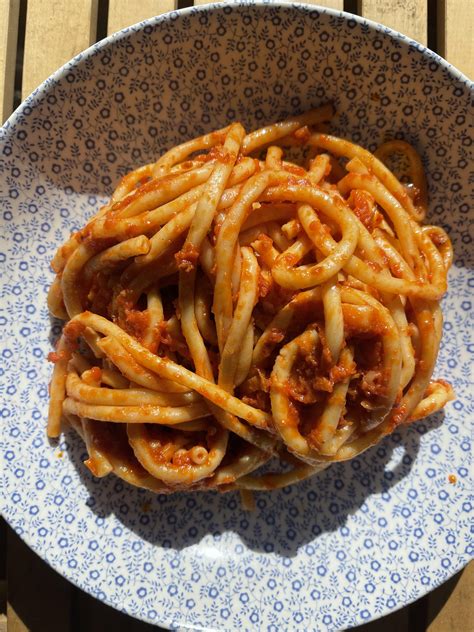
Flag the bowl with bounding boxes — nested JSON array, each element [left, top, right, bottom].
[[1, 2, 472, 630]]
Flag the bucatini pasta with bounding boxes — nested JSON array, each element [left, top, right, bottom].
[[47, 105, 454, 498]]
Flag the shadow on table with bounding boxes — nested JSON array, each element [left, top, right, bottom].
[[62, 411, 444, 558]]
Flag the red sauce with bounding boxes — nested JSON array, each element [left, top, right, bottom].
[[172, 450, 193, 467], [89, 366, 102, 382], [175, 242, 200, 272], [391, 404, 408, 426], [293, 126, 311, 142], [63, 320, 86, 350], [283, 163, 307, 177], [157, 321, 191, 360], [124, 309, 149, 341], [47, 350, 68, 364], [257, 270, 273, 298], [330, 361, 356, 384]]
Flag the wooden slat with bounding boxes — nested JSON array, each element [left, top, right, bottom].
[[427, 563, 474, 632], [439, 0, 473, 77], [107, 0, 177, 36], [6, 526, 72, 632], [22, 0, 98, 99], [359, 0, 427, 45], [194, 0, 344, 5], [296, 0, 344, 7], [0, 0, 20, 122]]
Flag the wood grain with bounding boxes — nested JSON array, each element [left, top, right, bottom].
[[427, 562, 474, 632], [107, 0, 177, 36], [194, 0, 344, 5], [0, 0, 20, 122], [438, 0, 473, 77], [359, 0, 427, 45], [22, 0, 98, 99]]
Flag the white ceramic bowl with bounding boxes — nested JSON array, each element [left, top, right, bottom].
[[1, 3, 472, 630]]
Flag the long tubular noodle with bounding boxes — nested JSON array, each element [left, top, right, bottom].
[[270, 328, 321, 458], [83, 236, 150, 281], [242, 104, 335, 154], [112, 162, 215, 220], [47, 335, 69, 437], [214, 170, 292, 346], [66, 372, 199, 407], [308, 347, 354, 454], [101, 366, 130, 389], [241, 203, 296, 230], [240, 225, 267, 247], [180, 123, 245, 262], [199, 236, 216, 280], [231, 461, 329, 491], [213, 445, 271, 486], [387, 297, 416, 389], [235, 323, 255, 387], [81, 417, 114, 477], [310, 132, 424, 221], [218, 248, 259, 392], [47, 108, 453, 497], [111, 163, 155, 203], [67, 415, 170, 492], [96, 161, 253, 243], [329, 301, 443, 461], [152, 124, 232, 176], [266, 221, 292, 251], [194, 275, 218, 345], [124, 255, 179, 300], [127, 422, 228, 485], [308, 153, 331, 184], [265, 183, 445, 300], [422, 225, 453, 270], [337, 172, 427, 278], [373, 228, 415, 279], [272, 199, 359, 289], [408, 380, 455, 422], [321, 276, 343, 363], [265, 146, 283, 169], [63, 398, 211, 425], [142, 287, 164, 350], [97, 336, 189, 393], [176, 131, 277, 454], [61, 242, 96, 317], [92, 184, 206, 241], [341, 287, 402, 426], [231, 246, 242, 300], [252, 287, 322, 366], [47, 276, 68, 319], [70, 352, 92, 375], [69, 312, 272, 429], [374, 139, 428, 218]]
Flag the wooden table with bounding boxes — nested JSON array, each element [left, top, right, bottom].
[[0, 1, 472, 630]]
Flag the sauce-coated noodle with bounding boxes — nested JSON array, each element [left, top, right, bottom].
[[47, 106, 454, 495]]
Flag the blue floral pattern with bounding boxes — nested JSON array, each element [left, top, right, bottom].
[[0, 2, 472, 630]]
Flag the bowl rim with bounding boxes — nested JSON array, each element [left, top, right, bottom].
[[1, 0, 472, 136], [0, 2, 472, 630]]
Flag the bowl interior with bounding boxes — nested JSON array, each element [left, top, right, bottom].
[[1, 4, 472, 630]]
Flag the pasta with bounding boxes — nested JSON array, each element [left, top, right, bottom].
[[47, 105, 454, 497]]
